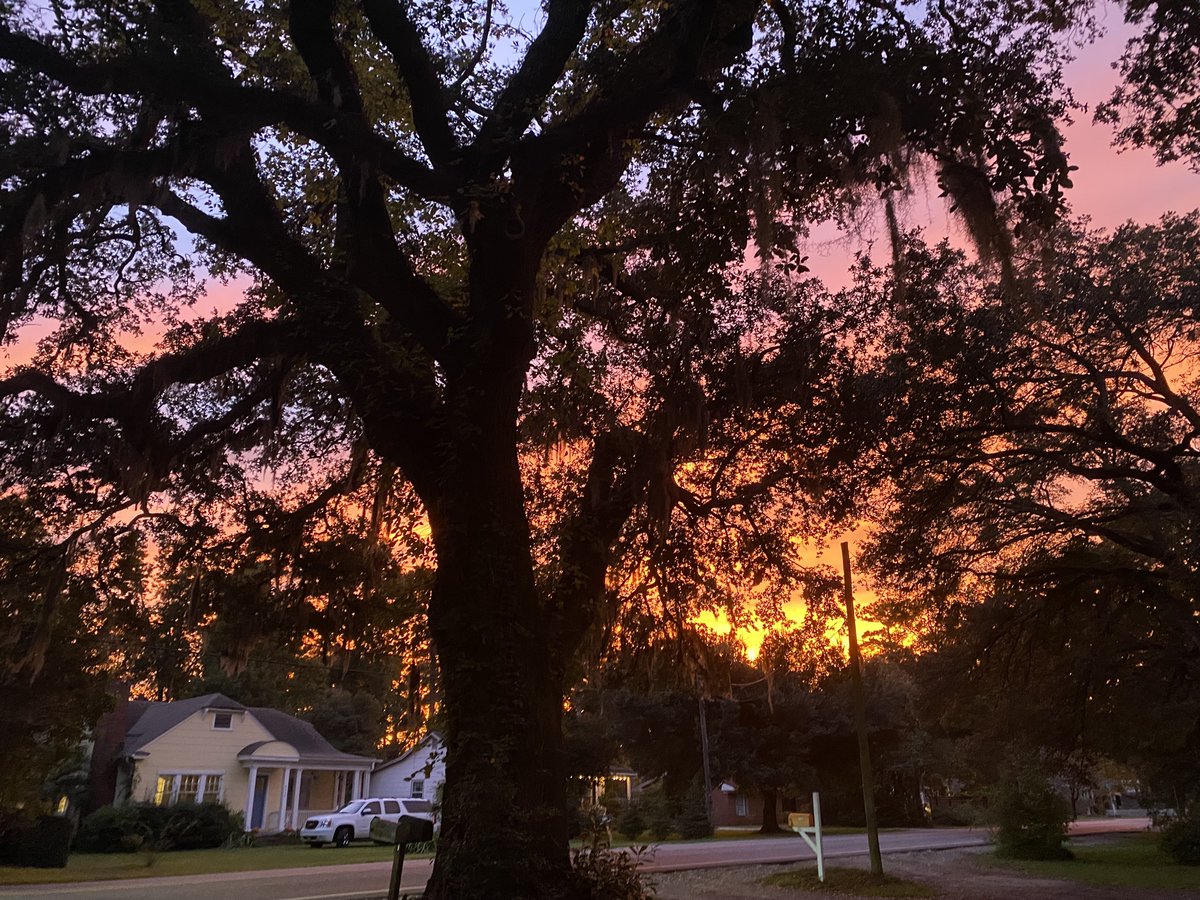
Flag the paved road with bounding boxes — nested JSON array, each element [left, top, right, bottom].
[[2, 818, 1149, 900]]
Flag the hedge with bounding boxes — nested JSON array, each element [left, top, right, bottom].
[[75, 802, 243, 853], [0, 813, 72, 868]]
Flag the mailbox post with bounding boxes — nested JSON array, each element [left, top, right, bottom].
[[370, 814, 435, 900], [787, 792, 825, 882]]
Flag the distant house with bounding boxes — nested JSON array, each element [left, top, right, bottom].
[[88, 692, 376, 833], [370, 732, 445, 803], [710, 781, 789, 828], [583, 766, 639, 808]]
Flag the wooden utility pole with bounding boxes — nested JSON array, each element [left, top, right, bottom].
[[842, 541, 883, 876], [697, 676, 714, 822]]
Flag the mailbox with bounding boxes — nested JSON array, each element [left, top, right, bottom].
[[370, 814, 435, 846], [376, 814, 436, 900]]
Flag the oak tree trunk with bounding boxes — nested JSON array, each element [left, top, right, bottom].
[[421, 450, 575, 898], [759, 788, 782, 834]]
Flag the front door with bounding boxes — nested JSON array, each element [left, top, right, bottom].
[[251, 773, 269, 829]]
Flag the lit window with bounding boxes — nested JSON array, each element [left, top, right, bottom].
[[154, 775, 176, 806], [411, 779, 424, 799], [155, 773, 223, 806], [212, 712, 233, 730]]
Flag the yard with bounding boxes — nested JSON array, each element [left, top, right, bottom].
[[0, 841, 403, 886]]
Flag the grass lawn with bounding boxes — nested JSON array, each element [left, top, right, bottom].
[[0, 841, 411, 886], [982, 833, 1200, 892], [762, 866, 936, 897]]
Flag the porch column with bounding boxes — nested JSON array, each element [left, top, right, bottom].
[[276, 767, 290, 832], [335, 771, 344, 806], [243, 765, 258, 831], [362, 769, 371, 797], [290, 767, 303, 829], [355, 770, 364, 798]]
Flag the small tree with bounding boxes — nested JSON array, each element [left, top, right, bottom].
[[989, 753, 1072, 861]]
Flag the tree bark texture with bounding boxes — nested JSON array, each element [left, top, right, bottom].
[[759, 788, 782, 834]]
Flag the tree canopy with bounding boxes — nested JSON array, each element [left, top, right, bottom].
[[0, 0, 1096, 895]]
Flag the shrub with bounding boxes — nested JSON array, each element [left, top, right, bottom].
[[25, 816, 73, 868], [571, 844, 656, 899], [930, 801, 980, 827], [0, 813, 72, 868], [988, 756, 1072, 861], [76, 803, 243, 853], [0, 808, 33, 865], [1161, 814, 1200, 865], [639, 788, 674, 842], [576, 803, 613, 851], [675, 783, 713, 840], [75, 805, 142, 853], [616, 803, 646, 840]]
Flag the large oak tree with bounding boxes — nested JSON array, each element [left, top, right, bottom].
[[1, 0, 1080, 894]]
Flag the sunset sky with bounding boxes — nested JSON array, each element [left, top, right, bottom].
[[4, 1, 1197, 655]]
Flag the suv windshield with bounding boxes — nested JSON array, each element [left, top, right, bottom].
[[337, 801, 365, 814]]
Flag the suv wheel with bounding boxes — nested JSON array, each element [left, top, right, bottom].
[[333, 826, 353, 848]]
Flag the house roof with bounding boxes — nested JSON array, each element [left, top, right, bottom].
[[247, 707, 375, 765], [374, 731, 444, 773], [123, 693, 247, 754], [121, 692, 374, 765]]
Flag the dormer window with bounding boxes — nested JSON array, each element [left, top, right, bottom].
[[212, 712, 233, 730]]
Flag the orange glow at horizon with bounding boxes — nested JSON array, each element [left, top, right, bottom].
[[694, 528, 886, 661]]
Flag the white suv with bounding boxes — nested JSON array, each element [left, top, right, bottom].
[[301, 797, 434, 847]]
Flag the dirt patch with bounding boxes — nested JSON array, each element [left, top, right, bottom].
[[649, 844, 1181, 900]]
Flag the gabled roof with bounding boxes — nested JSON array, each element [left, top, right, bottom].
[[123, 693, 247, 754], [375, 731, 444, 773], [121, 693, 374, 765], [247, 707, 375, 765]]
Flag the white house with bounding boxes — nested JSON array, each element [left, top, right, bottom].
[[370, 732, 445, 803], [89, 692, 376, 833]]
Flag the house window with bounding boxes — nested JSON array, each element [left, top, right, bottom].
[[154, 775, 177, 806], [735, 793, 749, 817], [212, 712, 233, 730], [177, 774, 203, 803], [411, 779, 424, 799], [153, 773, 224, 806]]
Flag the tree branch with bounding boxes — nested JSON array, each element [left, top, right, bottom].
[[360, 0, 459, 166]]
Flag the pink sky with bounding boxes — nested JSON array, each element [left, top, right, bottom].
[[802, 5, 1200, 288]]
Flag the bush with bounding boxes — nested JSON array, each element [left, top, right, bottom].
[[76, 803, 243, 853], [0, 809, 33, 865], [571, 844, 656, 899], [1161, 814, 1200, 865], [616, 803, 646, 840], [74, 805, 141, 853], [0, 813, 72, 868], [674, 783, 712, 840], [988, 756, 1072, 861], [639, 788, 674, 842], [24, 816, 73, 868], [930, 801, 981, 827]]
